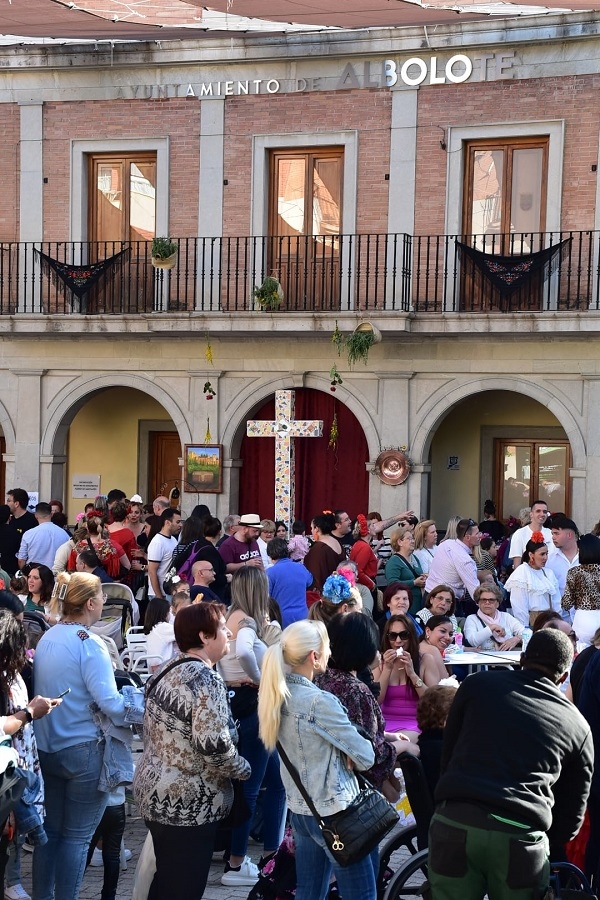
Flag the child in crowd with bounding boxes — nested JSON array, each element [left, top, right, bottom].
[[416, 685, 457, 800], [287, 521, 310, 563]]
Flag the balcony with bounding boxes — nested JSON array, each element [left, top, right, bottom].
[[0, 232, 598, 316]]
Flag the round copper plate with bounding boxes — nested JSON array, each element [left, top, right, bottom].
[[375, 450, 410, 485]]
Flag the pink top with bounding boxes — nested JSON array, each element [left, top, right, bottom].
[[380, 683, 419, 733]]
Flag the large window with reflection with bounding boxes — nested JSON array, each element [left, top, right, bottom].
[[495, 438, 571, 521], [268, 148, 343, 310]]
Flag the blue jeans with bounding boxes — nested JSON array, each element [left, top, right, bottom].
[[32, 740, 109, 900], [6, 833, 24, 887], [290, 811, 379, 900], [230, 711, 286, 857]]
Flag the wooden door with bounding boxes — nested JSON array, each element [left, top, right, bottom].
[[269, 149, 343, 310], [149, 432, 182, 501], [88, 154, 157, 312], [494, 438, 571, 521], [461, 139, 548, 310]]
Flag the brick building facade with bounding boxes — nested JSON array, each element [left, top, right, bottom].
[[0, 13, 599, 529]]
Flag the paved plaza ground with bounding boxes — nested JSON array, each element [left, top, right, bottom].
[[19, 809, 256, 900]]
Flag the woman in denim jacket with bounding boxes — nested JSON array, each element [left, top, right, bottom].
[[258, 620, 377, 900]]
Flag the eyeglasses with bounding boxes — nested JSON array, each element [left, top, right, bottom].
[[388, 631, 410, 641], [465, 519, 477, 528]]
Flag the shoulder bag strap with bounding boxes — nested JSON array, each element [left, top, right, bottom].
[[145, 656, 195, 698], [276, 740, 366, 828], [398, 554, 420, 578]]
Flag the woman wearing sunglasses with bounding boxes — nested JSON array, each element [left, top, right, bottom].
[[373, 614, 426, 744]]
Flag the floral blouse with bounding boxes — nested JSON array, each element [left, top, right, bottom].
[[315, 668, 395, 789]]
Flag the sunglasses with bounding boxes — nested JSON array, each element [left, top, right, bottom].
[[388, 630, 410, 641]]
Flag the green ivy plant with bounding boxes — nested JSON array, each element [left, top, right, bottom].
[[346, 329, 376, 367], [151, 237, 178, 259], [253, 276, 283, 310]]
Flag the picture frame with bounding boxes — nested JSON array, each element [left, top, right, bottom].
[[184, 444, 223, 493]]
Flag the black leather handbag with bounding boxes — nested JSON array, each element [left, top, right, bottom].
[[276, 741, 397, 867]]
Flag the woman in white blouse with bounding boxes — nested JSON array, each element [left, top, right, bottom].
[[505, 532, 561, 628], [218, 568, 285, 886], [413, 519, 438, 574]]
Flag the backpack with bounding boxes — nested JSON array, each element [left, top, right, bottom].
[[175, 540, 207, 585]]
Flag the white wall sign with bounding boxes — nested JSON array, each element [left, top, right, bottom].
[[72, 475, 101, 498], [26, 493, 39, 513]]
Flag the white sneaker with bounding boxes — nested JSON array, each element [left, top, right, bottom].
[[221, 857, 260, 886], [91, 847, 132, 866], [5, 885, 31, 900]]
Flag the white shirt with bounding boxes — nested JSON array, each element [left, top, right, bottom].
[[546, 548, 579, 597], [414, 546, 437, 575], [147, 533, 177, 598], [508, 525, 554, 563], [257, 537, 273, 570], [424, 539, 479, 599], [146, 621, 178, 667]]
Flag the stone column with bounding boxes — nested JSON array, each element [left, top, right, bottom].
[[12, 370, 45, 492], [198, 100, 225, 309], [19, 102, 44, 313]]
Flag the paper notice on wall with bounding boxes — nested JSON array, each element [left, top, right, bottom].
[[72, 475, 101, 498]]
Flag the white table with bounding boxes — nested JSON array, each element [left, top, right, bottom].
[[444, 649, 522, 672]]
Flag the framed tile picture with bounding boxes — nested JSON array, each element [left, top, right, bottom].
[[184, 444, 223, 493]]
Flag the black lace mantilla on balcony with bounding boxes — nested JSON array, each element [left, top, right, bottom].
[[456, 238, 571, 297], [34, 248, 130, 300]]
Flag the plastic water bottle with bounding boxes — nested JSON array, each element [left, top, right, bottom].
[[453, 630, 463, 653], [522, 626, 533, 651]]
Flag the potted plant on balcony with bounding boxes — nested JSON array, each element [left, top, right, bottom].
[[346, 322, 382, 367], [151, 237, 178, 270], [253, 276, 283, 310]]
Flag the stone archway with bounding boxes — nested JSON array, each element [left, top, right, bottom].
[[409, 377, 586, 526], [39, 373, 193, 510], [411, 376, 585, 467], [229, 385, 371, 524]]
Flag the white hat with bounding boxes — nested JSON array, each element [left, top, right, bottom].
[[130, 494, 143, 503], [238, 514, 263, 528]]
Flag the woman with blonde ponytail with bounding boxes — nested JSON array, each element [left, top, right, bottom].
[[32, 571, 128, 900], [258, 621, 378, 900]]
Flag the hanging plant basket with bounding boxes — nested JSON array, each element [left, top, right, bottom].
[[151, 237, 178, 270], [354, 321, 382, 342], [253, 276, 283, 310], [346, 322, 382, 367], [152, 252, 177, 270]]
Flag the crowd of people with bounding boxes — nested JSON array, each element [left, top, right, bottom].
[[0, 489, 598, 899]]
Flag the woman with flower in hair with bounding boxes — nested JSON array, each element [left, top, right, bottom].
[[308, 573, 361, 626], [349, 514, 378, 593], [505, 531, 561, 628], [68, 509, 130, 580]]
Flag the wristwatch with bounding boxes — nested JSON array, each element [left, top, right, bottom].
[[413, 677, 424, 688], [23, 708, 33, 724]]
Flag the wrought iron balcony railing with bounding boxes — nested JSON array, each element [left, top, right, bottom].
[[0, 231, 598, 315]]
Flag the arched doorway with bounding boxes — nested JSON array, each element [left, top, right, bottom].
[[427, 390, 572, 528], [58, 387, 180, 520], [238, 388, 369, 524]]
